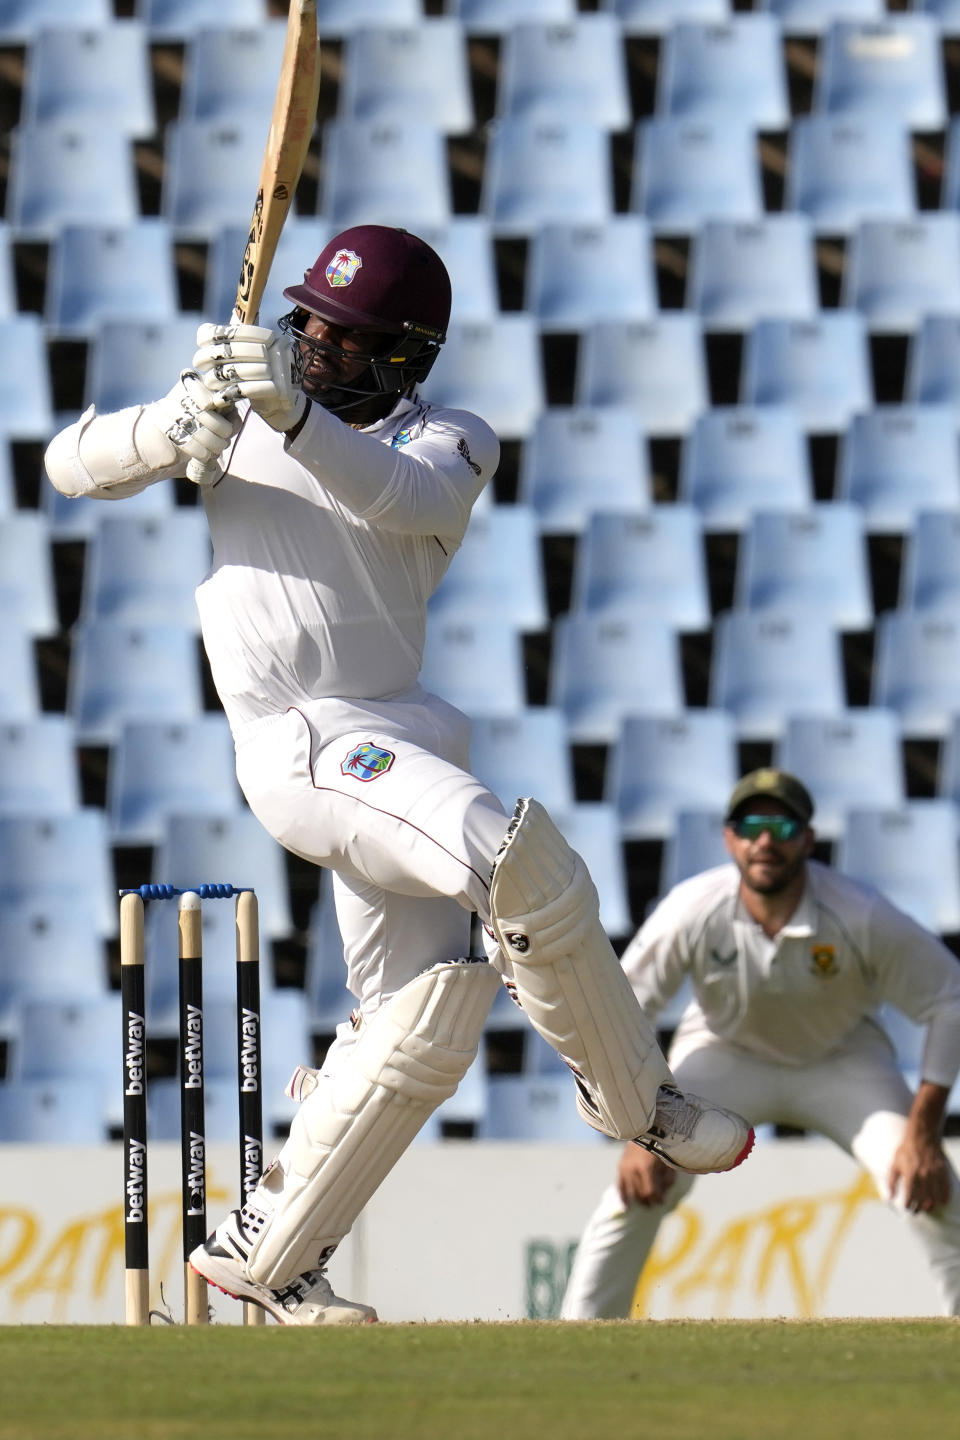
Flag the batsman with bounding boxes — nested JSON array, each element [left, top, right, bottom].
[[45, 223, 753, 1324]]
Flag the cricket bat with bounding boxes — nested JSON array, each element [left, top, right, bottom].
[[186, 0, 320, 484]]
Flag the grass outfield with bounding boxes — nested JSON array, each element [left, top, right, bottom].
[[2, 1320, 958, 1440]]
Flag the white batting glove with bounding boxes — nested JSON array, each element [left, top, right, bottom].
[[193, 322, 307, 434], [138, 370, 240, 479]]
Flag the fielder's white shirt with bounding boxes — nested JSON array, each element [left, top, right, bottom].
[[622, 860, 960, 1088]]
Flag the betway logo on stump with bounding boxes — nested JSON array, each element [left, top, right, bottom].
[[185, 1131, 206, 1217], [239, 1007, 260, 1093], [183, 1004, 203, 1088], [124, 1010, 145, 1096], [126, 1137, 146, 1224]]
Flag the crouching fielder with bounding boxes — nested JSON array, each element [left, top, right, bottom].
[[45, 225, 752, 1326], [562, 770, 960, 1320]]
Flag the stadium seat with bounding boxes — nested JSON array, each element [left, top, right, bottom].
[[835, 802, 960, 934], [776, 710, 905, 841], [148, 1076, 249, 1144], [709, 611, 847, 739], [906, 315, 960, 415], [434, 1050, 490, 1130], [0, 899, 106, 1033], [317, 0, 422, 33], [421, 316, 545, 440], [481, 118, 613, 237], [576, 316, 709, 438], [0, 315, 55, 439], [937, 118, 960, 212], [79, 510, 211, 631], [836, 406, 960, 534], [477, 1074, 608, 1142], [107, 716, 242, 846], [0, 0, 111, 42], [517, 407, 652, 535], [420, 618, 527, 718], [469, 709, 576, 814], [67, 621, 205, 746], [733, 505, 873, 631], [155, 812, 293, 939], [678, 405, 813, 532], [0, 512, 58, 638], [814, 16, 947, 131], [740, 313, 873, 432], [304, 869, 353, 1032], [843, 218, 960, 334], [549, 613, 685, 744], [519, 1027, 572, 1078], [0, 716, 80, 816], [428, 505, 548, 632], [340, 20, 473, 135], [601, 0, 730, 34], [45, 221, 180, 340], [162, 119, 276, 239], [525, 219, 658, 333], [0, 1078, 109, 1143], [785, 115, 915, 235], [496, 16, 631, 130], [414, 219, 500, 324], [632, 117, 763, 233], [607, 711, 739, 841], [42, 471, 175, 544], [900, 511, 960, 615], [86, 318, 206, 413], [570, 507, 711, 632], [6, 123, 139, 240], [936, 714, 960, 807], [135, 0, 268, 40], [0, 227, 15, 318], [179, 22, 288, 127], [758, 0, 884, 35], [319, 120, 450, 230], [657, 16, 790, 130], [0, 811, 116, 936], [871, 611, 960, 738], [22, 23, 156, 139], [205, 217, 331, 329], [688, 216, 819, 329], [915, 1, 960, 39], [0, 624, 40, 720], [556, 802, 633, 937], [450, 0, 576, 32], [659, 809, 730, 892]]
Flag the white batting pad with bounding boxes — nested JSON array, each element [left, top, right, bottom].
[[488, 798, 671, 1139], [244, 957, 498, 1286]]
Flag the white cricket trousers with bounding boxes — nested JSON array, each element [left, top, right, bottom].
[[561, 1018, 960, 1318]]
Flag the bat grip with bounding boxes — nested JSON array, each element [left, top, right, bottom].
[[186, 455, 220, 486]]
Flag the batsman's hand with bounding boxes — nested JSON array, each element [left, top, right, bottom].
[[193, 322, 308, 434], [140, 370, 240, 483], [617, 1144, 677, 1208]]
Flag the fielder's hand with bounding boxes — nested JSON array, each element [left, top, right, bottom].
[[193, 322, 308, 434], [140, 370, 240, 483]]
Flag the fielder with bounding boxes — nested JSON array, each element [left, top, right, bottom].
[[561, 769, 960, 1319], [45, 225, 752, 1326]]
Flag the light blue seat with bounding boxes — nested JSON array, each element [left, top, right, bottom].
[[450, 0, 576, 32], [740, 313, 873, 432], [428, 505, 547, 632], [937, 119, 960, 212], [815, 17, 947, 131], [317, 0, 422, 33], [422, 316, 545, 440], [496, 16, 631, 130], [570, 507, 711, 633], [915, 1, 960, 39], [148, 1076, 248, 1144], [340, 20, 473, 134], [162, 119, 274, 239], [304, 871, 353, 1033], [0, 226, 15, 317], [657, 16, 789, 130], [836, 405, 960, 534], [6, 123, 139, 240], [0, 315, 55, 438], [0, 624, 39, 719], [67, 621, 204, 746], [521, 1027, 577, 1079], [484, 978, 528, 1033], [776, 710, 904, 840], [759, 0, 884, 34], [414, 218, 499, 323], [180, 22, 288, 126], [517, 407, 652, 536], [86, 318, 204, 412], [632, 117, 763, 234], [688, 216, 819, 329], [835, 802, 960, 934], [876, 1002, 925, 1080], [786, 115, 915, 236], [45, 221, 180, 339], [319, 120, 450, 229], [482, 119, 613, 238], [936, 714, 960, 807], [23, 23, 155, 139], [420, 618, 527, 718], [43, 472, 175, 543], [660, 809, 730, 891], [871, 610, 960, 738], [477, 1074, 609, 1142], [607, 711, 738, 841], [0, 716, 80, 816], [435, 1051, 490, 1129], [155, 812, 293, 939], [906, 315, 960, 415], [107, 716, 242, 846], [205, 217, 331, 328], [135, 0, 268, 40], [9, 996, 120, 1097], [0, 1078, 109, 1143], [0, 811, 116, 936], [525, 218, 657, 333], [709, 610, 847, 739], [0, 899, 106, 1038], [679, 405, 813, 532], [900, 511, 960, 615], [576, 316, 709, 437], [843, 218, 960, 334], [601, 0, 729, 34], [0, 0, 111, 42], [259, 989, 323, 1134], [0, 512, 57, 638], [469, 709, 575, 814], [549, 613, 685, 744], [79, 510, 211, 631], [734, 504, 873, 631]]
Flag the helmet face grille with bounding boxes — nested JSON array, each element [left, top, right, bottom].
[[278, 308, 444, 417]]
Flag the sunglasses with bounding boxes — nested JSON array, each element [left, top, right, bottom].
[[729, 814, 805, 842]]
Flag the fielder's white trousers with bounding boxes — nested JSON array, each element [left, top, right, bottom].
[[561, 1017, 960, 1319]]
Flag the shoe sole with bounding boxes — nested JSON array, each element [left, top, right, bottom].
[[638, 1123, 757, 1175], [189, 1256, 378, 1326]]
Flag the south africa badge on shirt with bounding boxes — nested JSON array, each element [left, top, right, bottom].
[[340, 742, 395, 782]]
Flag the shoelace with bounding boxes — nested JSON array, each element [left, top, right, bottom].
[[652, 1087, 700, 1140]]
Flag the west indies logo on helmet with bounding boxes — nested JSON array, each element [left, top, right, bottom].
[[279, 225, 451, 419]]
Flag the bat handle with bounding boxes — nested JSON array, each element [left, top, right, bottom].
[[186, 455, 220, 486]]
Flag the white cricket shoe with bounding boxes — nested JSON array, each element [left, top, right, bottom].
[[190, 1210, 378, 1326], [635, 1085, 755, 1175]]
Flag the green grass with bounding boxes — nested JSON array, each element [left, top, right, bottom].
[[2, 1321, 959, 1440]]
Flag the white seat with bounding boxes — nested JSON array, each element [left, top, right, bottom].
[[46, 221, 180, 339], [107, 716, 242, 846], [23, 23, 155, 139], [319, 120, 450, 229], [0, 512, 58, 637], [570, 507, 711, 632], [67, 621, 205, 746], [733, 504, 873, 631], [481, 118, 613, 237], [607, 711, 739, 841], [517, 407, 652, 536], [679, 405, 813, 533], [710, 610, 847, 740], [549, 613, 685, 744], [79, 510, 211, 631], [422, 316, 545, 440], [496, 16, 631, 130], [836, 405, 960, 534], [525, 218, 658, 333], [428, 505, 547, 632], [420, 618, 527, 719], [7, 123, 139, 239], [776, 710, 905, 841], [0, 716, 80, 816], [836, 802, 960, 935], [576, 316, 709, 438], [339, 20, 474, 135], [469, 709, 576, 814]]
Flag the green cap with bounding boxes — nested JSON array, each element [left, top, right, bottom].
[[725, 769, 814, 825]]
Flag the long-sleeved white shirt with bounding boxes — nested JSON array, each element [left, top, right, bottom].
[[622, 860, 960, 1087]]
